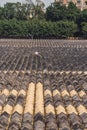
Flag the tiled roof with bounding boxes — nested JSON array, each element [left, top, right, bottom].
[[0, 40, 87, 130], [0, 39, 87, 71], [0, 71, 87, 130]]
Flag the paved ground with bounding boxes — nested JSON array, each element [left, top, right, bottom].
[[0, 40, 87, 130]]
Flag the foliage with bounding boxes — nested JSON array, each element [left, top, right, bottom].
[[46, 2, 68, 21], [81, 22, 87, 38], [0, 0, 45, 20], [79, 9, 87, 23], [0, 19, 77, 39], [67, 2, 81, 22], [46, 2, 81, 22], [0, 1, 87, 38]]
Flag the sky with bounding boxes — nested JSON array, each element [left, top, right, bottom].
[[0, 0, 54, 7]]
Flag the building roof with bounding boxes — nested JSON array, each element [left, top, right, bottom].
[[0, 39, 87, 129], [0, 70, 87, 129]]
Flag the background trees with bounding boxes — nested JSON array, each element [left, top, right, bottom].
[[0, 19, 77, 38], [0, 0, 45, 20], [0, 1, 86, 38], [81, 22, 87, 38], [46, 2, 81, 22], [46, 2, 68, 21]]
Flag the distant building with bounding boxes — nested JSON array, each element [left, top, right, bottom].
[[55, 0, 87, 10]]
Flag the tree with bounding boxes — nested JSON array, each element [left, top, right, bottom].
[[32, 0, 45, 19], [25, 0, 34, 19], [2, 2, 27, 20], [81, 22, 87, 38], [46, 1, 81, 22], [0, 0, 45, 20], [0, 7, 4, 19], [67, 2, 81, 22], [80, 9, 87, 22], [24, 0, 45, 19], [3, 3, 17, 19], [46, 2, 67, 21]]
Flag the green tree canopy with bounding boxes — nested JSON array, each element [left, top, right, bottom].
[[46, 2, 67, 21]]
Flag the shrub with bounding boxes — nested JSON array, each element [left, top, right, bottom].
[[81, 22, 87, 38], [0, 19, 78, 39]]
